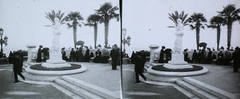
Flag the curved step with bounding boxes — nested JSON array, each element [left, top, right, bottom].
[[61, 76, 120, 99], [176, 80, 219, 99], [182, 77, 237, 99], [55, 79, 104, 99]]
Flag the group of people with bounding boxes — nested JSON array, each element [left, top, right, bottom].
[[67, 46, 91, 62]]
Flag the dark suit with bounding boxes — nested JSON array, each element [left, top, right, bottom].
[[36, 48, 42, 62], [134, 52, 146, 83], [13, 55, 25, 82], [84, 49, 90, 62], [232, 50, 240, 72], [159, 49, 165, 63], [110, 48, 119, 70], [94, 50, 102, 63]]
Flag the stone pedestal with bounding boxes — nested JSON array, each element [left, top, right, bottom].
[[41, 18, 70, 68], [163, 24, 192, 69], [149, 45, 159, 63], [26, 44, 37, 62]]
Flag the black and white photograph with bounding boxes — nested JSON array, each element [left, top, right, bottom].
[[0, 0, 240, 99]]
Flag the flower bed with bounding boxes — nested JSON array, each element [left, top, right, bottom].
[[30, 64, 81, 71], [152, 65, 203, 72]]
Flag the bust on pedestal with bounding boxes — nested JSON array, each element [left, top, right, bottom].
[[42, 18, 71, 68], [163, 19, 192, 69]]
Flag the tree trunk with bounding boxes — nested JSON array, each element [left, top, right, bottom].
[[196, 28, 200, 50], [104, 21, 109, 48], [217, 25, 221, 51], [94, 24, 98, 49], [227, 22, 232, 50], [73, 26, 77, 49]]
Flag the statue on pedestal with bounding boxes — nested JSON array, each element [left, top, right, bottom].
[[173, 19, 184, 55], [42, 17, 71, 68], [164, 18, 193, 69], [51, 18, 61, 53]]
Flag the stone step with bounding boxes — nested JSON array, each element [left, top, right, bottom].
[[51, 83, 84, 99], [182, 77, 237, 99], [61, 76, 120, 99], [55, 79, 104, 99], [172, 85, 201, 99], [176, 80, 219, 99]]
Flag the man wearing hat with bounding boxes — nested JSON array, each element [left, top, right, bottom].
[[13, 52, 25, 83], [36, 45, 43, 62], [110, 44, 119, 70]]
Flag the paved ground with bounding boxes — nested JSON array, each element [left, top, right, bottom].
[[0, 64, 72, 99], [0, 62, 239, 99], [69, 62, 121, 93], [190, 63, 240, 94], [122, 65, 190, 99]]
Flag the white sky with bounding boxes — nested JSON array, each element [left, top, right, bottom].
[[0, 0, 120, 55], [123, 0, 240, 55], [0, 0, 240, 56]]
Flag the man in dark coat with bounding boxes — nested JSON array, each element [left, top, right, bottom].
[[158, 46, 165, 63], [13, 52, 25, 83], [206, 48, 213, 64], [134, 52, 146, 83], [110, 44, 119, 70], [36, 45, 43, 62], [232, 47, 240, 72], [130, 51, 136, 64], [94, 49, 102, 63], [70, 48, 76, 62], [84, 46, 90, 62]]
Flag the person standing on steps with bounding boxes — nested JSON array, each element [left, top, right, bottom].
[[134, 52, 146, 83], [13, 51, 25, 83]]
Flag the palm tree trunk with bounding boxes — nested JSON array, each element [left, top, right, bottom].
[[196, 28, 200, 50], [104, 21, 109, 48], [73, 26, 77, 49], [94, 24, 98, 49], [217, 26, 221, 50], [227, 23, 232, 50]]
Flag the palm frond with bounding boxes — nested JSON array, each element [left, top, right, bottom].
[[168, 11, 189, 26]]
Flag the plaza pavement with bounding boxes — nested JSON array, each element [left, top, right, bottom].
[[0, 62, 239, 99]]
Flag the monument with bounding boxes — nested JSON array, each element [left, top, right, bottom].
[[41, 18, 71, 68], [163, 19, 193, 69]]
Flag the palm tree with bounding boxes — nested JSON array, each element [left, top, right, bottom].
[[218, 4, 240, 50], [168, 11, 189, 26], [96, 2, 119, 48], [45, 10, 65, 25], [64, 12, 84, 48], [208, 16, 225, 50], [187, 13, 207, 50], [85, 14, 102, 49]]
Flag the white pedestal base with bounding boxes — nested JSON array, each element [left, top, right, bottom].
[[41, 62, 71, 68], [163, 63, 193, 69], [41, 52, 71, 68], [163, 53, 193, 69]]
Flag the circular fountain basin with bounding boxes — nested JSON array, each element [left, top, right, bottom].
[[145, 63, 208, 83], [23, 62, 86, 81]]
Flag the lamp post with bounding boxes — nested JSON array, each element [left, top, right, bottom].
[[122, 28, 131, 53], [0, 28, 8, 53]]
